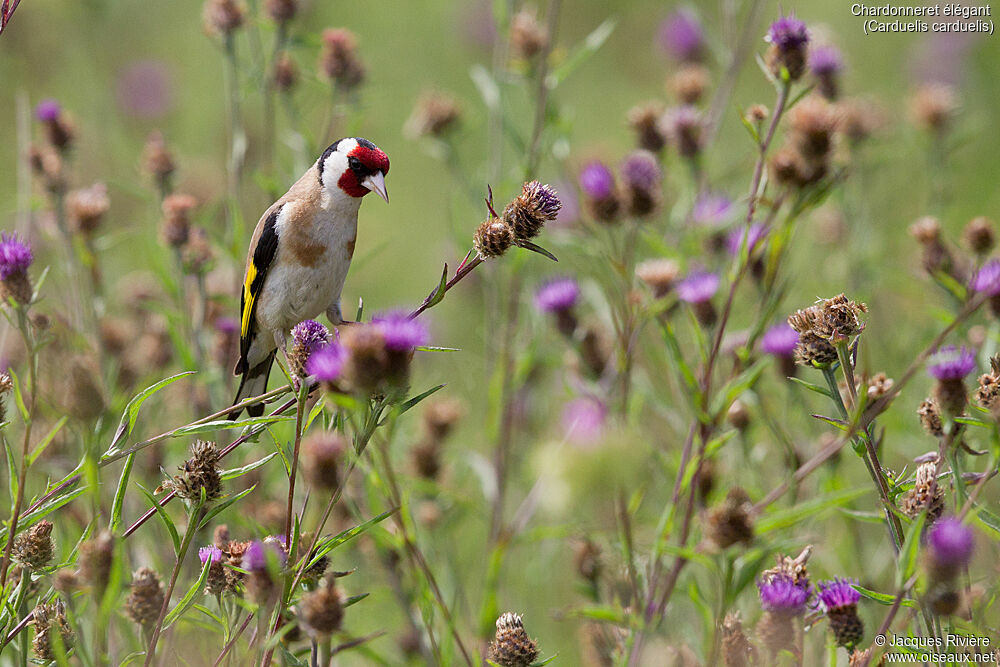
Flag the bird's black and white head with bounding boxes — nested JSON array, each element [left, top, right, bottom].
[[317, 137, 390, 203]]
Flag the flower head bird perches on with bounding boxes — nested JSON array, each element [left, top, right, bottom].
[[229, 137, 389, 419]]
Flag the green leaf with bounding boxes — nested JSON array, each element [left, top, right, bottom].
[[398, 384, 446, 415], [896, 512, 926, 589], [548, 19, 616, 87], [197, 485, 257, 532], [110, 371, 196, 452], [854, 584, 918, 609], [972, 505, 1000, 537], [163, 555, 213, 629], [343, 592, 369, 607], [110, 453, 136, 534], [531, 655, 559, 666], [566, 605, 627, 624], [787, 376, 832, 398], [8, 368, 29, 423], [709, 358, 769, 419], [27, 416, 68, 465], [756, 488, 868, 534], [469, 64, 500, 110], [135, 483, 180, 553], [220, 454, 277, 481], [15, 487, 87, 537], [172, 415, 293, 437], [3, 435, 17, 503], [421, 263, 449, 311], [954, 416, 993, 428], [309, 509, 396, 567]]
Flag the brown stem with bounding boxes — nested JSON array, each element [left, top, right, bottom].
[[212, 612, 254, 667], [284, 384, 308, 546]]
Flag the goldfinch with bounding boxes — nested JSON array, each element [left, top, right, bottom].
[[229, 137, 389, 419]]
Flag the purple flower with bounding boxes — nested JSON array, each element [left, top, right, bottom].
[[579, 162, 615, 200], [535, 278, 580, 313], [758, 576, 809, 615], [676, 271, 719, 304], [373, 311, 429, 351], [817, 578, 860, 611], [264, 535, 289, 561], [726, 223, 767, 255], [971, 259, 1000, 295], [620, 151, 662, 192], [199, 546, 223, 565], [692, 193, 734, 227], [116, 60, 174, 118], [810, 45, 843, 76], [658, 9, 703, 61], [35, 99, 61, 122], [305, 343, 347, 382], [215, 316, 239, 335], [0, 233, 33, 280], [927, 517, 974, 570], [291, 319, 332, 355], [766, 15, 809, 50], [927, 345, 976, 380], [243, 541, 267, 571], [761, 323, 799, 357], [562, 397, 607, 446]]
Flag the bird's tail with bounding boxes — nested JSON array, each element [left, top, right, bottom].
[[228, 351, 276, 420]]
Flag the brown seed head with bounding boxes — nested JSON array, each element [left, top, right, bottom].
[[302, 431, 347, 490], [319, 28, 365, 90], [704, 487, 754, 549], [975, 370, 1000, 412], [963, 217, 995, 255], [473, 218, 515, 259], [126, 567, 165, 627], [636, 259, 680, 299], [573, 537, 602, 584], [721, 612, 755, 667], [818, 294, 867, 338], [264, 0, 296, 24], [900, 459, 945, 524], [67, 183, 110, 235], [838, 98, 886, 143], [161, 193, 196, 248], [918, 398, 945, 437], [273, 52, 298, 92], [142, 131, 175, 191], [12, 520, 54, 570], [181, 227, 216, 275], [909, 83, 958, 133], [490, 612, 539, 667], [406, 92, 462, 138], [298, 578, 344, 638], [761, 546, 812, 589], [422, 398, 463, 441], [670, 64, 709, 105], [78, 532, 113, 594], [788, 96, 841, 160], [31, 601, 74, 661], [867, 372, 894, 401], [503, 181, 561, 241], [203, 0, 245, 35], [165, 440, 222, 503], [627, 102, 667, 153], [510, 9, 548, 60], [29, 145, 66, 194], [62, 356, 105, 421]]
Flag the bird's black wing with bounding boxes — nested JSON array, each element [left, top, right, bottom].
[[235, 205, 282, 375]]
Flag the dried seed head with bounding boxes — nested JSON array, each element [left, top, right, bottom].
[[142, 131, 175, 191], [963, 216, 995, 255], [670, 64, 709, 105], [761, 546, 812, 590], [503, 181, 561, 241], [126, 567, 165, 627], [164, 440, 222, 503], [664, 105, 703, 159], [818, 294, 867, 338], [910, 216, 941, 244], [490, 613, 539, 667], [620, 151, 662, 218], [793, 332, 837, 368], [264, 0, 296, 24], [839, 98, 885, 143], [917, 398, 945, 437], [849, 647, 885, 666], [298, 578, 344, 638], [422, 398, 463, 441], [473, 217, 515, 259], [406, 92, 462, 138], [721, 612, 755, 667], [510, 9, 548, 60], [755, 607, 798, 660], [273, 52, 298, 92], [704, 487, 754, 549], [909, 83, 958, 134], [53, 569, 79, 594], [78, 532, 113, 594], [67, 183, 110, 236], [62, 356, 105, 421], [12, 520, 54, 570], [341, 323, 390, 394], [636, 259, 680, 299], [203, 0, 245, 35], [302, 431, 347, 490], [31, 601, 74, 661], [161, 193, 196, 248], [224, 539, 251, 593], [411, 438, 442, 480], [181, 227, 215, 275], [770, 145, 806, 188], [975, 368, 1000, 412], [29, 145, 67, 194], [319, 28, 365, 91], [900, 459, 945, 524], [788, 96, 841, 161], [867, 372, 894, 401], [627, 102, 667, 153], [727, 400, 750, 430]]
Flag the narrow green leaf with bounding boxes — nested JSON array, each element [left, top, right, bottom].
[[896, 512, 926, 589], [8, 368, 29, 423], [469, 64, 500, 110], [710, 358, 769, 418], [14, 487, 88, 541], [398, 384, 446, 415], [310, 509, 396, 566], [3, 435, 17, 503], [135, 483, 180, 553], [787, 376, 832, 398], [27, 416, 68, 465], [111, 371, 196, 451], [422, 263, 449, 310], [173, 415, 293, 437], [220, 454, 277, 481], [197, 486, 257, 532], [532, 656, 558, 666], [756, 488, 868, 534], [110, 453, 136, 534], [163, 556, 213, 629], [854, 584, 918, 609], [343, 592, 369, 607], [548, 19, 616, 86]]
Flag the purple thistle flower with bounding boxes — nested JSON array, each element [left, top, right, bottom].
[[692, 193, 734, 227], [35, 99, 61, 122], [810, 45, 843, 76], [927, 517, 974, 570], [971, 259, 1000, 295], [523, 181, 562, 219], [291, 319, 332, 355], [199, 545, 223, 565], [658, 9, 703, 61], [726, 223, 768, 255], [0, 233, 33, 281], [676, 271, 719, 304], [927, 345, 976, 380], [242, 541, 267, 571], [758, 576, 809, 615], [620, 151, 662, 192], [817, 578, 860, 611], [766, 15, 809, 50], [535, 278, 580, 313], [373, 311, 429, 351], [562, 397, 607, 446], [579, 162, 615, 200], [214, 316, 239, 335], [761, 323, 799, 357], [305, 343, 347, 382]]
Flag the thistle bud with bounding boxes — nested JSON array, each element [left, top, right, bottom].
[[909, 83, 957, 135], [30, 601, 74, 661], [917, 398, 945, 437], [509, 9, 548, 61], [963, 216, 995, 256], [636, 259, 680, 299], [620, 151, 662, 218], [12, 520, 54, 570], [0, 232, 33, 306], [704, 487, 754, 549], [264, 0, 296, 25], [302, 431, 346, 490], [298, 577, 344, 638], [35, 100, 75, 152], [164, 440, 222, 503], [627, 103, 667, 154], [579, 162, 620, 224], [927, 345, 976, 417], [126, 568, 165, 627], [900, 458, 945, 524], [489, 612, 539, 667], [473, 217, 514, 259], [534, 278, 580, 338], [78, 532, 113, 595], [670, 64, 708, 105], [664, 105, 703, 159], [199, 546, 227, 596], [161, 193, 196, 248], [142, 131, 176, 195], [67, 183, 110, 236], [340, 323, 389, 395], [809, 45, 843, 100], [203, 0, 245, 35], [319, 28, 365, 91], [764, 15, 810, 81], [503, 180, 561, 241], [273, 52, 298, 93], [406, 92, 462, 138]]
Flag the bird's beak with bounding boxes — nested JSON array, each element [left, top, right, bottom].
[[361, 171, 389, 203]]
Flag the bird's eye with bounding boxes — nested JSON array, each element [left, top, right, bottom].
[[348, 156, 362, 172]]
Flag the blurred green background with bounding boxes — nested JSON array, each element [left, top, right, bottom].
[[2, 0, 999, 663]]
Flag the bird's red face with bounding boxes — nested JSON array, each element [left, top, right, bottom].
[[319, 138, 390, 202]]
